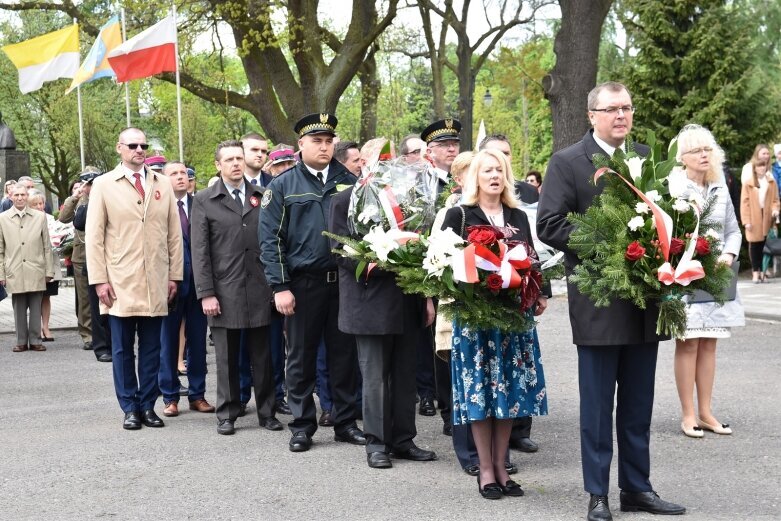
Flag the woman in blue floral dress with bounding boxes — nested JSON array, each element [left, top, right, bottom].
[[440, 149, 548, 500]]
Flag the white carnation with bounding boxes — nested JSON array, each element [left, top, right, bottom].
[[635, 202, 650, 214], [672, 199, 691, 213], [627, 216, 645, 231], [644, 190, 662, 202]]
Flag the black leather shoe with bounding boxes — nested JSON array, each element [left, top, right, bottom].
[[442, 423, 452, 436], [334, 426, 367, 445], [464, 464, 480, 476], [289, 432, 312, 452], [367, 452, 392, 469], [588, 494, 612, 521], [238, 403, 248, 417], [500, 479, 524, 497], [97, 353, 112, 363], [392, 445, 437, 461], [318, 410, 334, 427], [141, 409, 164, 428], [418, 396, 436, 416], [259, 416, 283, 431], [275, 399, 292, 415], [505, 461, 519, 475], [123, 411, 141, 430], [478, 476, 503, 500], [217, 419, 235, 435], [619, 491, 685, 515], [510, 436, 539, 453]]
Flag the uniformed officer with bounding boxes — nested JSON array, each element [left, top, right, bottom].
[[421, 118, 462, 195], [258, 113, 365, 452]]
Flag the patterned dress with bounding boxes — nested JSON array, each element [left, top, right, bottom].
[[451, 320, 548, 425]]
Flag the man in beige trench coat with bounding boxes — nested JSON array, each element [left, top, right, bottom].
[[0, 184, 54, 352], [86, 127, 183, 431]]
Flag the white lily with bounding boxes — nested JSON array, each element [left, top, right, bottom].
[[626, 156, 645, 181], [666, 167, 689, 199]]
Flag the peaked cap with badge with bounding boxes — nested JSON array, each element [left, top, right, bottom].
[[421, 118, 462, 144], [294, 113, 338, 137]]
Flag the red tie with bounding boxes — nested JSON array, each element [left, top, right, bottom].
[[133, 172, 145, 199]]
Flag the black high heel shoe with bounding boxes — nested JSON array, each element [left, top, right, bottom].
[[477, 475, 503, 500]]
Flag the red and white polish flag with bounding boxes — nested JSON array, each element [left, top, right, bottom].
[[107, 15, 177, 83]]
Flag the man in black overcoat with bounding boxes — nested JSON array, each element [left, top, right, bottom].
[[329, 187, 438, 469], [536, 82, 686, 521]]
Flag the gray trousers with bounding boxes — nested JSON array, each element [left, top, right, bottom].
[[12, 291, 43, 346], [356, 332, 418, 454]]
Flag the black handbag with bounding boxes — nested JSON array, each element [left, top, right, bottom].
[[763, 238, 781, 256]]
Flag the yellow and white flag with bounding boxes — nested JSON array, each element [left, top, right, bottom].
[[2, 25, 80, 94]]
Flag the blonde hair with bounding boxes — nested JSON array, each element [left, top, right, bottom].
[[460, 149, 519, 208], [674, 124, 725, 184], [27, 189, 45, 207], [449, 151, 474, 186]]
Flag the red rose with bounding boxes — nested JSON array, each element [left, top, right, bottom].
[[669, 237, 685, 255], [625, 241, 646, 262], [694, 236, 711, 256], [467, 225, 501, 246], [485, 273, 503, 292]]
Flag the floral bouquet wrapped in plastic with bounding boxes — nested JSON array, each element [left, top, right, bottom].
[[348, 157, 438, 235]]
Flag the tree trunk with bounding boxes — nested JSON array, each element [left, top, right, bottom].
[[456, 40, 475, 150], [358, 47, 380, 143], [544, 0, 614, 152]]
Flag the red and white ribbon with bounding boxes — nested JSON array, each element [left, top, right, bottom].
[[451, 242, 532, 288], [377, 186, 404, 229]]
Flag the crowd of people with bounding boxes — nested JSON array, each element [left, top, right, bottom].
[[1, 80, 774, 520]]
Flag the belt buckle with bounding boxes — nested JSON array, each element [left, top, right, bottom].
[[326, 271, 337, 283]]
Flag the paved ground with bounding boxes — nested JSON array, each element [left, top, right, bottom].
[[1, 290, 778, 520]]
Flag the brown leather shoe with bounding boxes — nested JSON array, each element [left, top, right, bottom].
[[189, 399, 216, 413], [13, 344, 28, 352], [163, 402, 179, 417], [29, 344, 46, 352]]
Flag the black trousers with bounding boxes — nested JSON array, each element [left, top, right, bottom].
[[356, 332, 417, 454], [213, 326, 274, 422], [748, 240, 766, 271], [286, 274, 358, 436], [87, 283, 111, 359]]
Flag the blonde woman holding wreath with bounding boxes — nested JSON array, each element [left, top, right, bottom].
[[674, 125, 744, 438]]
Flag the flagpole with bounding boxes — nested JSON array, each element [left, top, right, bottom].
[[74, 18, 85, 170], [172, 4, 184, 161], [120, 7, 131, 127]]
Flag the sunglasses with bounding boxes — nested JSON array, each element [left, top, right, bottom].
[[121, 143, 149, 150]]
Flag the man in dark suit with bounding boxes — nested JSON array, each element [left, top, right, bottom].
[[259, 113, 365, 452], [536, 81, 685, 521], [191, 140, 281, 435], [329, 187, 438, 469], [159, 161, 214, 418]]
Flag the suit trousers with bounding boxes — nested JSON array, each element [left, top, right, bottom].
[[356, 333, 417, 454], [213, 326, 274, 422], [286, 274, 358, 436], [511, 416, 533, 440], [72, 261, 91, 344], [11, 291, 43, 346], [578, 343, 658, 495], [87, 284, 111, 359], [108, 316, 163, 413], [416, 325, 436, 399], [159, 284, 207, 403]]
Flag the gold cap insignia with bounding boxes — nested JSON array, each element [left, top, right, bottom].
[[320, 113, 329, 124], [445, 119, 453, 129]]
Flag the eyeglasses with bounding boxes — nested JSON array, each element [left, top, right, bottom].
[[120, 143, 149, 150], [683, 146, 713, 155], [430, 142, 459, 149], [405, 149, 422, 156], [590, 106, 635, 115]]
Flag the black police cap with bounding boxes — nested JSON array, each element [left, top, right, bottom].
[[294, 113, 338, 137], [79, 169, 103, 184], [421, 118, 462, 144]]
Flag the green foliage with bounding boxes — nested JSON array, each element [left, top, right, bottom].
[[617, 0, 781, 164]]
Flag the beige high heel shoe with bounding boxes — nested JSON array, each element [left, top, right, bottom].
[[697, 418, 733, 435], [681, 421, 704, 438]]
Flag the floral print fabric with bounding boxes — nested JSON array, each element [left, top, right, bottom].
[[451, 322, 548, 425]]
